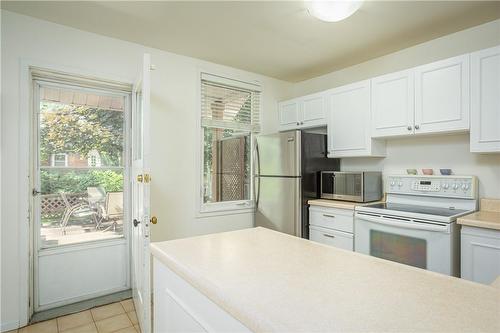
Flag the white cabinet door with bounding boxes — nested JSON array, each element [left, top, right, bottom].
[[327, 80, 385, 157], [371, 70, 415, 138], [278, 99, 300, 130], [470, 45, 500, 153], [415, 54, 470, 134], [301, 92, 326, 127], [461, 226, 500, 285], [309, 225, 353, 251]]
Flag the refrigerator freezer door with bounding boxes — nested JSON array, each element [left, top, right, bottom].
[[256, 131, 300, 177], [255, 177, 301, 237]]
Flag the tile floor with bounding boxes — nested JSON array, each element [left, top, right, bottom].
[[6, 299, 141, 333]]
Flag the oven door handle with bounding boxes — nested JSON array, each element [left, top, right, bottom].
[[356, 214, 449, 232]]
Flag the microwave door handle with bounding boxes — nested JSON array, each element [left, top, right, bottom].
[[356, 214, 448, 232]]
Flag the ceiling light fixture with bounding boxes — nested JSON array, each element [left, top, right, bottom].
[[306, 0, 364, 22]]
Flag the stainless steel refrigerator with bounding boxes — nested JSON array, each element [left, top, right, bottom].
[[254, 130, 340, 238]]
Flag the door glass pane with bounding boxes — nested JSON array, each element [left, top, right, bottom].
[[203, 128, 250, 203], [370, 230, 427, 269], [38, 85, 126, 248]]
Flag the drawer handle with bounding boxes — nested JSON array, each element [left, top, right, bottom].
[[323, 234, 335, 238], [323, 214, 336, 218]]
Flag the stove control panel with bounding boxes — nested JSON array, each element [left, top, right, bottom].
[[386, 175, 478, 199]]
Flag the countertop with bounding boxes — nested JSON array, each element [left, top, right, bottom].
[[150, 227, 500, 333], [458, 198, 500, 231], [308, 198, 382, 210]]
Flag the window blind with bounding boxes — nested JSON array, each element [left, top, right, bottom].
[[201, 75, 261, 132]]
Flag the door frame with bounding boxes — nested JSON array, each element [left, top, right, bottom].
[[18, 59, 134, 326]]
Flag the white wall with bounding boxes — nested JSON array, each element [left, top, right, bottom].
[[0, 10, 292, 330], [290, 19, 500, 199]]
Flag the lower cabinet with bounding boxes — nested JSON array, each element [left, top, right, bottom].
[[153, 258, 251, 333], [461, 226, 500, 285], [309, 206, 354, 251]]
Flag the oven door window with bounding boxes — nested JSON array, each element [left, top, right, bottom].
[[370, 230, 427, 269]]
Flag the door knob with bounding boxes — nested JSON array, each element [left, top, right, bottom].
[[137, 174, 143, 183], [133, 219, 141, 227], [150, 216, 158, 224]]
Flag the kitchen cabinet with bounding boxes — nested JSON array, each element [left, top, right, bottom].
[[414, 54, 470, 134], [461, 226, 500, 285], [371, 70, 415, 138], [278, 92, 327, 131], [470, 45, 500, 153], [327, 80, 386, 157], [309, 206, 354, 251]]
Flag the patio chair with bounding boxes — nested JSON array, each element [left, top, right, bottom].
[[87, 186, 106, 228], [59, 192, 98, 235], [99, 192, 123, 232]]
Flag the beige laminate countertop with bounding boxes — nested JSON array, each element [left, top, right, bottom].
[[151, 227, 500, 333], [458, 198, 500, 231], [308, 198, 382, 210]]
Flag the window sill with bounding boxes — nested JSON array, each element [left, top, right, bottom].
[[197, 201, 254, 218]]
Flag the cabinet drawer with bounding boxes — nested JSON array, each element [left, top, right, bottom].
[[310, 226, 353, 251], [309, 206, 354, 233]]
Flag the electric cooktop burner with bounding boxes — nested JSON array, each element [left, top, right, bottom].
[[362, 202, 469, 218]]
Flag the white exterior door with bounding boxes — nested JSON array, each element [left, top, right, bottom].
[[470, 45, 500, 153], [414, 54, 470, 134], [131, 54, 152, 333], [371, 70, 415, 137]]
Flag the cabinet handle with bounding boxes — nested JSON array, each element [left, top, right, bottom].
[[415, 124, 420, 130], [323, 233, 335, 238], [407, 125, 412, 131], [323, 214, 336, 218], [296, 122, 300, 126], [301, 121, 304, 125]]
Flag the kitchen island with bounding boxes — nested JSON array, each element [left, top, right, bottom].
[[151, 227, 499, 333]]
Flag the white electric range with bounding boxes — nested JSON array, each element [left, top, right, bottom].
[[355, 175, 478, 276]]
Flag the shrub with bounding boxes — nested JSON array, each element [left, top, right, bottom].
[[41, 169, 124, 194]]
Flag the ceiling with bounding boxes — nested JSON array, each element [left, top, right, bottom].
[[3, 1, 500, 82]]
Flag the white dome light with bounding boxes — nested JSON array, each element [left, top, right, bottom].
[[307, 0, 364, 22]]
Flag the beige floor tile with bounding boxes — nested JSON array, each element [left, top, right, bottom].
[[120, 299, 134, 312], [95, 313, 132, 333], [91, 302, 125, 322], [134, 324, 140, 333], [57, 310, 93, 332], [113, 327, 137, 333], [126, 311, 138, 325], [60, 322, 97, 333], [19, 319, 57, 333]]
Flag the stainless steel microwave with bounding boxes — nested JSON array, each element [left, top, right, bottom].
[[320, 171, 383, 203]]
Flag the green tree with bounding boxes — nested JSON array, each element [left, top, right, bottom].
[[40, 102, 123, 165]]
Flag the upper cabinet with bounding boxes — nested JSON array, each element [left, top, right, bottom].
[[414, 54, 470, 134], [327, 80, 386, 157], [278, 92, 326, 131], [470, 46, 500, 153], [371, 70, 415, 137]]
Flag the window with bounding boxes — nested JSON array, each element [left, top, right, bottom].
[[52, 153, 68, 167], [200, 73, 261, 213]]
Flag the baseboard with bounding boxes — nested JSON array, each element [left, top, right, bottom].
[[1, 320, 20, 332]]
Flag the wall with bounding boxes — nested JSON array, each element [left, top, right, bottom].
[[291, 19, 500, 199], [0, 10, 292, 330]]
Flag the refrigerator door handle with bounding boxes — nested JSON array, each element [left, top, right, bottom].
[[254, 141, 261, 208]]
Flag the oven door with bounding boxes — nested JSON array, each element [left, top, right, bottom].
[[354, 212, 458, 276], [332, 172, 363, 202]]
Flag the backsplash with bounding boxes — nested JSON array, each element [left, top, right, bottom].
[[340, 133, 500, 198]]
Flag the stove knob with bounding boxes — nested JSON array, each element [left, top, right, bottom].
[[443, 183, 449, 189], [453, 184, 459, 190], [390, 181, 395, 187], [398, 181, 403, 187], [462, 184, 469, 190]]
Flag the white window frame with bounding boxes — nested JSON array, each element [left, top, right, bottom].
[[51, 153, 68, 167], [196, 71, 262, 217]]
